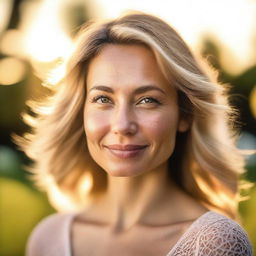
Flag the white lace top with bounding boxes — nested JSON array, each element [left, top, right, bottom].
[[26, 211, 253, 255]]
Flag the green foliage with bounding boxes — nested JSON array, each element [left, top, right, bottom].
[[239, 186, 256, 255], [0, 177, 55, 256]]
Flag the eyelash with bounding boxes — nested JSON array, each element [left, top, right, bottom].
[[90, 95, 161, 105]]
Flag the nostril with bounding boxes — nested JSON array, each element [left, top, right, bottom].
[[112, 121, 138, 135]]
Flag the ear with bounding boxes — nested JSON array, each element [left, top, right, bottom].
[[177, 118, 190, 132]]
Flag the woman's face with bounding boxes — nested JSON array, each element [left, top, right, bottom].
[[84, 44, 188, 177]]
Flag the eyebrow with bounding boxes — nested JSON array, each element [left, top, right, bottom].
[[88, 85, 166, 95]]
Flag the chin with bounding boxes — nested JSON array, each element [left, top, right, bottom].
[[105, 167, 145, 177]]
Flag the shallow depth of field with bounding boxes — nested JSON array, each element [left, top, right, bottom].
[[0, 0, 255, 255]]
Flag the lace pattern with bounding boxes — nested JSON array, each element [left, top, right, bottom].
[[167, 211, 252, 256], [26, 211, 252, 256]]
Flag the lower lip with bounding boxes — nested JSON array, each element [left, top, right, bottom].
[[106, 147, 147, 159]]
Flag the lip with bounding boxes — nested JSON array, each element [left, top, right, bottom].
[[105, 144, 148, 150], [104, 144, 148, 159]]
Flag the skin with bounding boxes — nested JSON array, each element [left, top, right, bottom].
[[84, 44, 188, 178], [72, 44, 208, 256]]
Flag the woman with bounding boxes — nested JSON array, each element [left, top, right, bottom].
[[20, 12, 252, 255]]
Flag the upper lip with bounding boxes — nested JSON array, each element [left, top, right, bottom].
[[104, 144, 148, 150]]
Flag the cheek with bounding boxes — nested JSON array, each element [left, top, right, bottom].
[[84, 109, 109, 142], [139, 109, 179, 139]]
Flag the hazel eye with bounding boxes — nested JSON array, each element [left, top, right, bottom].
[[92, 96, 112, 104], [138, 97, 160, 104]]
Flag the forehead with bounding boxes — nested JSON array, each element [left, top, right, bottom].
[[86, 44, 174, 94], [91, 43, 155, 66]]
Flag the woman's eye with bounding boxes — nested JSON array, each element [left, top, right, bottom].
[[138, 97, 160, 105], [92, 96, 112, 104], [90, 96, 160, 106]]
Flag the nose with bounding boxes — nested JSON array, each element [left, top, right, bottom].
[[111, 105, 138, 136]]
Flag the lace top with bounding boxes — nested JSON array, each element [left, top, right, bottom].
[[26, 211, 253, 256]]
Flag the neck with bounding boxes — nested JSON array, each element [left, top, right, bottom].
[[90, 163, 202, 232], [108, 163, 169, 227], [82, 163, 208, 233]]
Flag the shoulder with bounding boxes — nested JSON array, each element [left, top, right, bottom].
[[26, 212, 76, 256], [171, 211, 253, 256]]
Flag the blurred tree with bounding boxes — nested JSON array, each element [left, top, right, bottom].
[[0, 1, 255, 255]]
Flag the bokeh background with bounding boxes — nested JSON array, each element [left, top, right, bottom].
[[0, 0, 255, 255]]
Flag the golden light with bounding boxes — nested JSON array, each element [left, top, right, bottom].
[[0, 29, 26, 58], [47, 182, 77, 212], [249, 86, 256, 118], [193, 171, 237, 217], [45, 61, 67, 86], [21, 0, 72, 63], [17, 0, 256, 76], [0, 0, 12, 33], [46, 175, 78, 212], [0, 57, 27, 86], [77, 173, 93, 205], [93, 0, 256, 75], [46, 173, 93, 212]]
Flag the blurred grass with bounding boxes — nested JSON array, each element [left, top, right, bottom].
[[0, 177, 55, 256], [0, 1, 255, 255], [239, 185, 256, 254], [0, 146, 55, 256], [1, 177, 255, 256]]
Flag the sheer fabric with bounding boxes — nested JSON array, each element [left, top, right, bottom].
[[167, 211, 252, 255], [26, 211, 252, 256]]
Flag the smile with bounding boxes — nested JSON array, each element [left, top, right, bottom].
[[104, 144, 148, 159]]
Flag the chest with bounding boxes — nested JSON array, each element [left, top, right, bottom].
[[71, 222, 192, 256]]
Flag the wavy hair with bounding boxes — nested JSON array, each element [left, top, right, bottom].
[[16, 12, 246, 219]]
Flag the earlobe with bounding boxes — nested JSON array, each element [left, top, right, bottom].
[[178, 119, 190, 132]]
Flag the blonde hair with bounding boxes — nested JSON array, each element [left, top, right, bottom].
[[16, 12, 246, 219]]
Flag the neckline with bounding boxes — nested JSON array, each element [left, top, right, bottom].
[[166, 210, 215, 255], [67, 210, 214, 256]]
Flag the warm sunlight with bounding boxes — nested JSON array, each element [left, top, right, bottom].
[[47, 182, 78, 212], [250, 86, 256, 118], [21, 0, 72, 63], [46, 173, 93, 212], [14, 0, 255, 78], [0, 29, 25, 58], [0, 57, 26, 85], [93, 0, 256, 74]]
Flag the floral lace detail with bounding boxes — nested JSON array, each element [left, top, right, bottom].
[[27, 211, 252, 256], [167, 211, 252, 256]]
